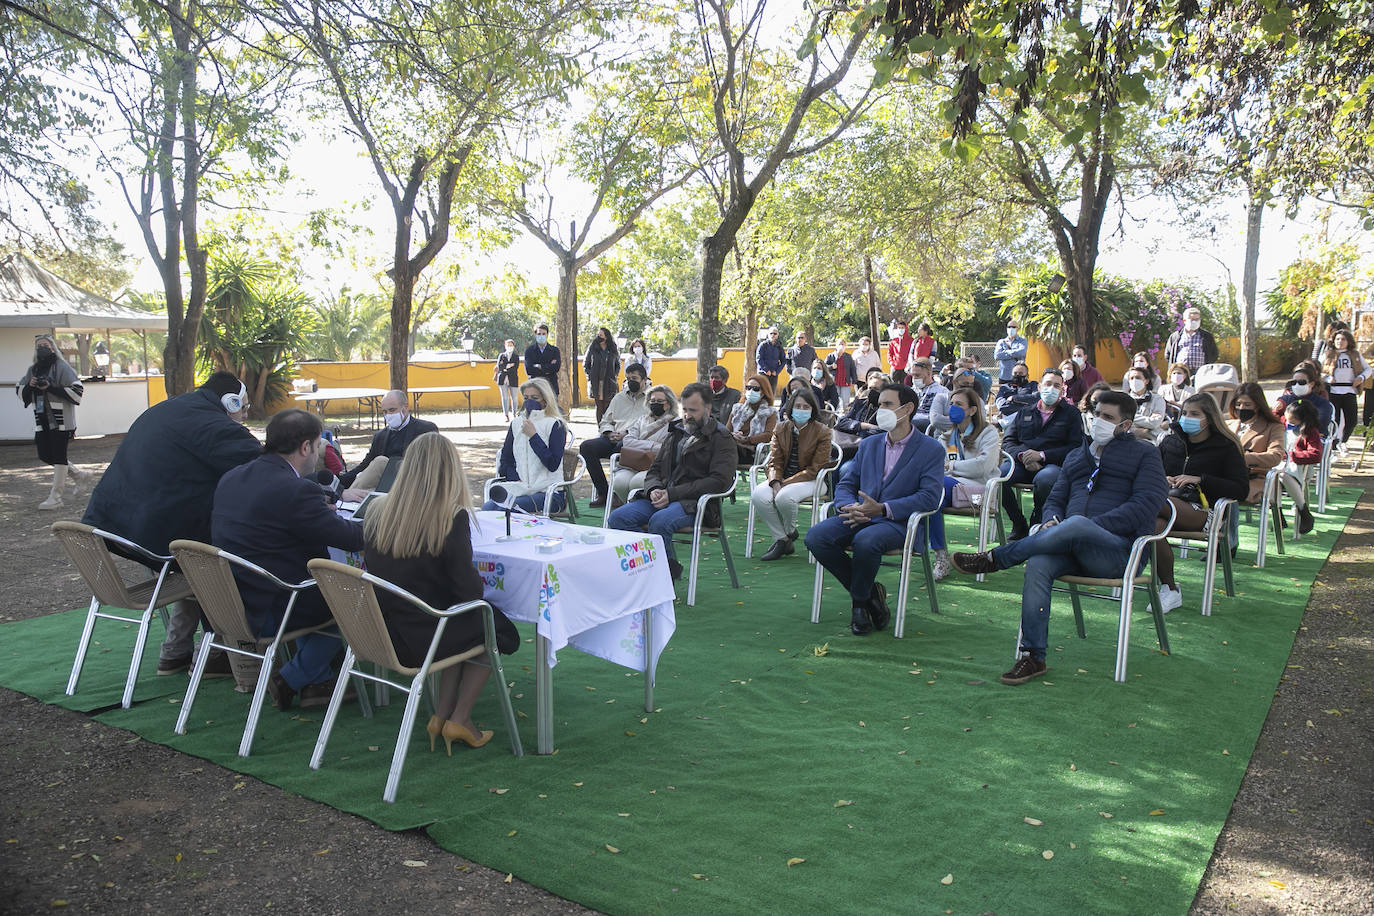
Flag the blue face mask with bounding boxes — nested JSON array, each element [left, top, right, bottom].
[[524, 398, 543, 415], [948, 404, 966, 425], [791, 408, 812, 426], [1178, 416, 1204, 435], [535, 334, 548, 345]]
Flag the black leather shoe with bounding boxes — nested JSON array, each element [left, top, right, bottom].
[[268, 673, 296, 710], [868, 582, 890, 631], [953, 551, 998, 575], [785, 528, 799, 542], [588, 494, 607, 509], [668, 558, 684, 581], [849, 605, 874, 636], [760, 539, 788, 561], [1008, 523, 1030, 541], [1298, 505, 1315, 535]]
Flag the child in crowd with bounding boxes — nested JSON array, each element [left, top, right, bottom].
[[1280, 399, 1322, 534]]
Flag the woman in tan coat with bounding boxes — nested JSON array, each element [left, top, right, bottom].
[[1227, 382, 1285, 504], [752, 387, 835, 560]]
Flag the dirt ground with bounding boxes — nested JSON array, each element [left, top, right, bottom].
[[0, 406, 1369, 914]]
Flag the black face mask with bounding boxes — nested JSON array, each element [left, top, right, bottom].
[[627, 379, 642, 393], [35, 348, 57, 370], [1236, 408, 1256, 422], [867, 389, 881, 406], [649, 402, 666, 417]]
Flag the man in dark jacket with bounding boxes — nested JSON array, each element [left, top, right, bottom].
[[953, 391, 1168, 685], [1000, 368, 1084, 539], [707, 364, 741, 425], [1163, 306, 1218, 374], [995, 362, 1039, 419], [337, 389, 437, 489], [755, 328, 785, 389], [212, 409, 365, 709], [608, 381, 736, 582], [785, 331, 819, 381], [524, 323, 562, 396], [83, 370, 262, 675]]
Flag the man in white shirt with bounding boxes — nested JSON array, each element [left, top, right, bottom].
[[583, 363, 651, 508]]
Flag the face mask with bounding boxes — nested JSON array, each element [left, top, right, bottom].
[[384, 411, 406, 430], [1040, 386, 1061, 406], [523, 398, 543, 416], [1285, 423, 1299, 433], [35, 347, 56, 367], [1128, 377, 1146, 393], [1007, 327, 1018, 337], [1062, 368, 1075, 381], [626, 379, 641, 393], [633, 346, 644, 355], [1236, 408, 1256, 422], [948, 404, 966, 425], [649, 401, 666, 417], [911, 375, 926, 390], [1091, 417, 1119, 449], [874, 408, 899, 431], [1291, 382, 1310, 397], [858, 342, 870, 352], [1178, 416, 1204, 435], [1072, 355, 1085, 367], [1185, 319, 1201, 332], [1133, 361, 1147, 369], [505, 345, 514, 356], [1171, 373, 1186, 386], [811, 368, 823, 381], [791, 408, 812, 426], [745, 389, 761, 405], [866, 389, 880, 406], [1012, 375, 1027, 385], [535, 334, 548, 345], [709, 378, 725, 393]]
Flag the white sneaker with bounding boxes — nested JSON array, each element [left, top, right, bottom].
[[1158, 585, 1183, 614], [38, 494, 62, 510], [932, 550, 951, 581]]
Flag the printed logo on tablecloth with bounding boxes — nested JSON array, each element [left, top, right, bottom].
[[618, 609, 646, 657], [476, 559, 506, 591], [539, 563, 561, 621], [614, 537, 659, 574]]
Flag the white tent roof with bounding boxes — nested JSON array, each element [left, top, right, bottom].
[[0, 253, 167, 332]]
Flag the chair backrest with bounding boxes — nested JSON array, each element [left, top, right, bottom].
[[52, 521, 149, 609], [168, 540, 261, 646], [307, 559, 408, 672]]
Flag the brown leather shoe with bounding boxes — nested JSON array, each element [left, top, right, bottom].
[[1000, 656, 1047, 685], [952, 551, 998, 575], [299, 677, 357, 709]]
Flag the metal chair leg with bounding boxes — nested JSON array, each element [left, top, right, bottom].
[[310, 648, 355, 770], [810, 554, 825, 624], [1069, 584, 1086, 638], [175, 635, 217, 735], [65, 595, 101, 697], [718, 531, 740, 589]]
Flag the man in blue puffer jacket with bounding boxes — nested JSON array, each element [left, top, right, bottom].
[[952, 391, 1168, 685]]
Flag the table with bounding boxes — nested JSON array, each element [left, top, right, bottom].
[[294, 387, 388, 429], [409, 385, 489, 427], [468, 510, 676, 754]]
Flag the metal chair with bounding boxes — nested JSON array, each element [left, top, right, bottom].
[[809, 497, 944, 638], [678, 484, 741, 606], [744, 443, 841, 561], [306, 558, 523, 804], [482, 455, 587, 521], [52, 522, 196, 709], [1170, 498, 1237, 616], [1247, 468, 1288, 568], [169, 540, 356, 757], [1021, 501, 1177, 683], [940, 450, 1013, 582]]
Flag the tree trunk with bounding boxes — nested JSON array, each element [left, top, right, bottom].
[[698, 233, 732, 382], [1240, 182, 1265, 382], [390, 263, 414, 391], [555, 258, 578, 414], [1064, 253, 1096, 361], [864, 254, 879, 343]]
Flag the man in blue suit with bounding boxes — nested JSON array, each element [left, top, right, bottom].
[[805, 384, 945, 636], [212, 409, 365, 709]]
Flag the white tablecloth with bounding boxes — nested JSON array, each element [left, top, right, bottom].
[[468, 511, 677, 677]]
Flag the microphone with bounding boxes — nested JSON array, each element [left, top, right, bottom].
[[315, 470, 342, 500]]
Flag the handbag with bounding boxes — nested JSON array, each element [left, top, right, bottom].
[[1168, 482, 1202, 505], [618, 446, 656, 472]]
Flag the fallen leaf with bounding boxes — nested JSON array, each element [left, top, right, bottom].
[[1099, 812, 1113, 818], [573, 782, 583, 787], [1070, 842, 1077, 849], [834, 800, 854, 808], [617, 813, 631, 818], [1024, 817, 1043, 826], [605, 845, 621, 854], [367, 746, 379, 752], [812, 643, 829, 657], [1069, 763, 1077, 771], [691, 873, 708, 880], [233, 782, 245, 791], [625, 730, 636, 737], [403, 860, 427, 868], [786, 857, 805, 867], [504, 874, 513, 884], [1042, 850, 1054, 860], [1269, 880, 1287, 889], [313, 849, 329, 856], [507, 830, 517, 837], [489, 788, 509, 795], [1222, 749, 1230, 756], [1149, 810, 1165, 816], [858, 721, 866, 728], [940, 874, 954, 885]]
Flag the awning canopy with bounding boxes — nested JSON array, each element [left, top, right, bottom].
[[0, 253, 167, 332]]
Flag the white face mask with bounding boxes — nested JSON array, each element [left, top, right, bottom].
[[633, 346, 643, 355], [858, 342, 870, 352], [384, 411, 406, 430], [874, 407, 899, 431], [911, 375, 926, 390], [1072, 355, 1086, 367], [745, 389, 761, 405], [1171, 373, 1186, 386], [1292, 382, 1311, 397], [1185, 318, 1201, 332], [1133, 361, 1147, 369], [1128, 377, 1146, 393], [1062, 368, 1075, 381], [505, 345, 514, 356], [1091, 417, 1119, 449], [1040, 386, 1061, 406]]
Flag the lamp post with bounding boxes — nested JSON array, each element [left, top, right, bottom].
[[461, 332, 476, 366]]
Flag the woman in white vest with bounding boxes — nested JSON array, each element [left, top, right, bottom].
[[481, 377, 570, 513]]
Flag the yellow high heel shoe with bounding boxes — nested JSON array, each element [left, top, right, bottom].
[[425, 715, 445, 752], [440, 720, 494, 755]]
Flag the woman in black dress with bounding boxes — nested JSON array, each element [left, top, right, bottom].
[[362, 432, 519, 753]]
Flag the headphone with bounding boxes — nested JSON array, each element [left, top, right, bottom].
[[221, 381, 247, 414]]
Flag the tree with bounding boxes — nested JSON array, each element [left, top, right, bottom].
[[431, 270, 554, 355], [88, 0, 292, 396], [687, 0, 876, 381], [307, 288, 389, 361], [263, 0, 611, 392], [491, 45, 700, 410]]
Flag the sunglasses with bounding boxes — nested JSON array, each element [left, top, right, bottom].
[[745, 385, 763, 392]]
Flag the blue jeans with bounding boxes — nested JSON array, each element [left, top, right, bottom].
[[1001, 459, 1062, 530], [805, 515, 910, 608], [608, 498, 692, 566], [926, 477, 959, 551], [990, 516, 1132, 660], [257, 590, 339, 690]]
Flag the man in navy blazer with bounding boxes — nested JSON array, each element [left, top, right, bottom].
[[805, 384, 945, 635], [212, 409, 365, 709]]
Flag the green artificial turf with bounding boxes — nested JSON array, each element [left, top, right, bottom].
[[0, 487, 1360, 913]]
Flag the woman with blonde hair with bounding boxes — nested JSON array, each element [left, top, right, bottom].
[[363, 432, 519, 752], [1157, 362, 1195, 413], [482, 377, 569, 513]]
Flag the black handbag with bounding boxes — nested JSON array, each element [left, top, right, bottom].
[[1168, 483, 1202, 504]]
